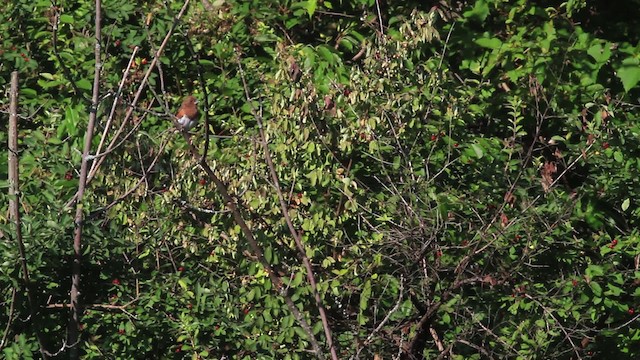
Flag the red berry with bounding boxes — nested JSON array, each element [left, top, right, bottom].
[[114, 39, 121, 47], [430, 135, 437, 141], [141, 58, 148, 65], [572, 279, 578, 287], [453, 143, 459, 148], [65, 171, 73, 180], [243, 308, 250, 315], [198, 178, 206, 185], [187, 303, 193, 309], [118, 329, 125, 335], [112, 278, 120, 286], [602, 142, 610, 149], [178, 267, 185, 272], [629, 308, 635, 315], [343, 89, 351, 96], [436, 250, 442, 258], [611, 239, 618, 246]]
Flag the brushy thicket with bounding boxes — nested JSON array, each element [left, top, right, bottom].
[[1, 0, 640, 359]]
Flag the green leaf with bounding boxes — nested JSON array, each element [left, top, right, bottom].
[[359, 280, 371, 311], [263, 309, 272, 322], [442, 312, 451, 325], [317, 45, 334, 64], [138, 248, 150, 259], [178, 279, 188, 291], [463, 0, 489, 22], [198, 59, 215, 66], [265, 246, 272, 263], [475, 37, 502, 50], [20, 88, 38, 98], [586, 265, 604, 278], [294, 326, 309, 339], [616, 57, 640, 92], [306, 0, 317, 17], [470, 143, 484, 158], [614, 151, 623, 163], [587, 42, 611, 64], [622, 198, 630, 211], [605, 283, 623, 297], [77, 78, 92, 90], [59, 14, 75, 24], [291, 272, 303, 287]]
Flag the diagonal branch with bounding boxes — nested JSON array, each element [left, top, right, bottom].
[[176, 133, 325, 357], [237, 59, 339, 360]]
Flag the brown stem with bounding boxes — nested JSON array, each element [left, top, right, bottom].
[[67, 1, 103, 357], [8, 72, 49, 358]]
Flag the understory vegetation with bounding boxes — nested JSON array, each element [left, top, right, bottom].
[[1, 0, 640, 358]]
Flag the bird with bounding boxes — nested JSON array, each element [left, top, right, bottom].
[[175, 95, 199, 131]]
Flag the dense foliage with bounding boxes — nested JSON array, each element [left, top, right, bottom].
[[2, 0, 640, 359]]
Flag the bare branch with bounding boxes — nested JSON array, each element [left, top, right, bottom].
[[67, 0, 104, 356]]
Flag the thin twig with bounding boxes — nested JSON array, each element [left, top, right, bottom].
[[87, 46, 139, 180], [97, 134, 170, 212], [67, 0, 192, 208], [353, 276, 404, 359], [374, 0, 385, 37], [524, 294, 582, 360], [0, 288, 16, 349]]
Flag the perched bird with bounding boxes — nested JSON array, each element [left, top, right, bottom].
[[175, 95, 199, 131]]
